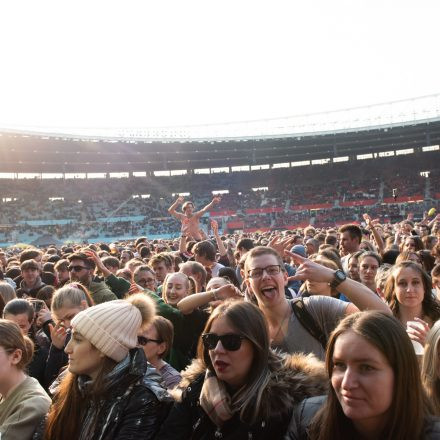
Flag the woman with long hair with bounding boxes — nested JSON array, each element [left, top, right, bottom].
[[42, 294, 165, 439], [421, 320, 440, 416], [0, 319, 51, 440], [156, 300, 328, 439], [286, 311, 440, 439], [383, 261, 440, 347]]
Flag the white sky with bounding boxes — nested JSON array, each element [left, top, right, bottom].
[[0, 0, 439, 131]]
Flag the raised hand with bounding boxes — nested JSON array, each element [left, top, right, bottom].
[[49, 323, 68, 350], [213, 284, 243, 300], [285, 250, 333, 283]]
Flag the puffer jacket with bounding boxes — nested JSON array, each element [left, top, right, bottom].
[[35, 348, 172, 440], [156, 352, 328, 440]]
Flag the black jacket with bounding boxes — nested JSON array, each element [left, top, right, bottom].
[[36, 348, 172, 440], [157, 354, 328, 440]]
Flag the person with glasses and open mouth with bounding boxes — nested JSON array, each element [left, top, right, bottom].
[[156, 300, 328, 439]]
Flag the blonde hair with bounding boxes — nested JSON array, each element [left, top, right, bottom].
[[51, 284, 94, 311], [162, 272, 195, 304]]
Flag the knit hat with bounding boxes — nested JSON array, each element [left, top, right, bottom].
[[71, 299, 143, 362], [290, 244, 307, 258]]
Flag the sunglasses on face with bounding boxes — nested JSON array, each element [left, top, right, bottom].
[[137, 336, 162, 346], [68, 265, 88, 272], [202, 333, 245, 351]]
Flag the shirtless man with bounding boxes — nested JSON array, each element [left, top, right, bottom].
[[168, 195, 221, 241]]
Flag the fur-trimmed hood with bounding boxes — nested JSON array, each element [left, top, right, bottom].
[[173, 351, 328, 418]]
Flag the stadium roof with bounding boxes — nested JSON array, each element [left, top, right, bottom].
[[1, 95, 440, 174]]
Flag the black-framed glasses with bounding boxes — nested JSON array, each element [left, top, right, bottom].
[[137, 336, 162, 346], [202, 333, 245, 351], [247, 264, 281, 279], [68, 265, 88, 272]]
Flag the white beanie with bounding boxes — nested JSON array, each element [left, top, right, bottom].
[[71, 299, 142, 362]]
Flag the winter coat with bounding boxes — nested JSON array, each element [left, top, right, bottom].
[[284, 395, 440, 440], [34, 348, 172, 440], [156, 353, 328, 440], [88, 279, 117, 304]]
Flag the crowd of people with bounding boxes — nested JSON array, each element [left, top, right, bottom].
[[1, 197, 440, 438], [1, 162, 439, 243]]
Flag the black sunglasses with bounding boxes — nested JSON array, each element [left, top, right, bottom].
[[68, 265, 88, 272], [137, 336, 162, 346], [202, 333, 245, 351]]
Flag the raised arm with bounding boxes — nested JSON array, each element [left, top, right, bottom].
[[211, 219, 227, 257], [286, 251, 392, 316], [196, 196, 221, 216], [363, 214, 384, 255], [176, 284, 242, 314], [168, 196, 185, 218]]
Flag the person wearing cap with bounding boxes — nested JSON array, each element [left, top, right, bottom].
[[41, 294, 169, 440]]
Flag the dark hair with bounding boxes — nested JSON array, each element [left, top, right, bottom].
[[402, 235, 424, 252], [47, 255, 61, 264], [43, 262, 55, 273], [0, 319, 34, 369], [338, 224, 362, 244], [101, 256, 120, 269], [218, 267, 241, 289], [20, 259, 41, 272], [149, 253, 173, 269], [324, 235, 338, 247], [309, 311, 430, 440], [193, 240, 216, 262], [54, 259, 69, 272], [382, 249, 400, 265], [67, 252, 95, 270], [197, 300, 283, 424], [236, 238, 255, 252], [19, 249, 42, 263], [41, 271, 57, 286], [36, 285, 55, 305], [3, 298, 34, 323], [151, 316, 174, 359], [417, 250, 435, 273]]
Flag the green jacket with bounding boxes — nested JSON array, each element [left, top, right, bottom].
[[104, 273, 131, 299], [89, 279, 117, 304], [144, 290, 203, 372]]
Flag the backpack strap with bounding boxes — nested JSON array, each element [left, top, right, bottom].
[[290, 298, 327, 350]]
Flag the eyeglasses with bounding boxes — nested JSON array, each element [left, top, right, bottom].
[[137, 278, 155, 286], [247, 264, 281, 279], [68, 265, 88, 272], [202, 333, 245, 351], [137, 336, 162, 346]]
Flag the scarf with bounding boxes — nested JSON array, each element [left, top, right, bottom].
[[199, 370, 234, 427]]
